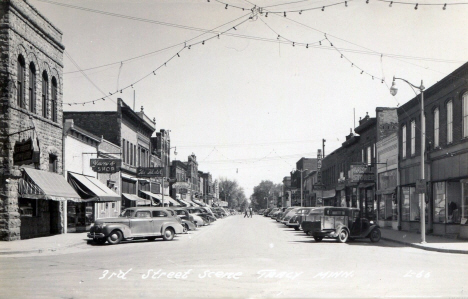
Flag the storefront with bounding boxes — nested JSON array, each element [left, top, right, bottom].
[[377, 169, 398, 229], [359, 183, 376, 220], [67, 172, 120, 232], [18, 168, 81, 239]]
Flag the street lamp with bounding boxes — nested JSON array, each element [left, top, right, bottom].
[[390, 76, 426, 244], [299, 169, 308, 207]]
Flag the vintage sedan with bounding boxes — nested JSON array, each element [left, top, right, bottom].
[[288, 207, 315, 230], [88, 207, 184, 245], [301, 207, 381, 243], [171, 208, 198, 231]]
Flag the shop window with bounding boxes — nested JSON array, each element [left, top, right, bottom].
[[378, 194, 393, 221], [19, 198, 38, 217], [402, 125, 407, 159], [447, 181, 461, 224], [463, 93, 468, 138], [29, 63, 36, 113], [17, 55, 26, 108], [42, 71, 49, 118], [401, 187, 415, 221], [434, 108, 439, 147], [462, 181, 468, 224], [447, 100, 453, 144], [433, 182, 446, 223]]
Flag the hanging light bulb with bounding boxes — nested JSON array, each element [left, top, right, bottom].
[[277, 35, 280, 40], [131, 84, 134, 88], [389, 1, 393, 7], [306, 44, 308, 48], [153, 71, 156, 75], [330, 42, 333, 47], [102, 98, 105, 101], [299, 10, 302, 14], [188, 45, 191, 49], [177, 53, 180, 57], [233, 26, 237, 30], [202, 41, 205, 45], [319, 41, 322, 45], [207, 0, 209, 2], [284, 12, 286, 17], [68, 103, 72, 106], [322, 6, 325, 11], [414, 3, 418, 9], [217, 34, 220, 39], [361, 71, 364, 74], [366, 0, 369, 3], [265, 12, 268, 17], [443, 3, 446, 10], [372, 76, 374, 80], [351, 63, 353, 67], [225, 4, 228, 9], [381, 79, 384, 83], [341, 54, 343, 58], [93, 101, 95, 104], [293, 42, 295, 47], [120, 90, 122, 93], [345, 1, 347, 7]]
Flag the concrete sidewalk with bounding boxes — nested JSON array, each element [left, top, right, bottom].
[[381, 228, 468, 254], [0, 233, 88, 255]]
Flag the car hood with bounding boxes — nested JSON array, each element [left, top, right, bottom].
[[94, 217, 129, 224]]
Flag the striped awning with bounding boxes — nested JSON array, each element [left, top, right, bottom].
[[19, 168, 81, 202], [68, 172, 120, 202]]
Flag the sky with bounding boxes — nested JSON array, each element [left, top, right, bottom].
[[30, 0, 468, 196]]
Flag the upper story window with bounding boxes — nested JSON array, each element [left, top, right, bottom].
[[17, 55, 26, 108], [402, 125, 407, 159], [447, 100, 453, 144], [410, 120, 416, 156], [42, 71, 49, 118], [434, 108, 439, 147], [51, 77, 58, 122], [28, 63, 36, 113], [463, 92, 468, 138], [367, 146, 371, 165], [49, 155, 57, 173], [122, 138, 126, 163]]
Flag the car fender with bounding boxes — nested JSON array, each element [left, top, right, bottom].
[[103, 224, 132, 239], [363, 224, 380, 238], [161, 222, 184, 235], [335, 225, 350, 236], [182, 219, 196, 231]]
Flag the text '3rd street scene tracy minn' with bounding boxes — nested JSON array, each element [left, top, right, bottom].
[[1, 1, 468, 298]]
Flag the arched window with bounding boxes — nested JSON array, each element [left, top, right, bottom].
[[42, 71, 48, 118], [51, 77, 57, 122], [29, 63, 36, 113], [17, 55, 25, 108], [434, 108, 439, 147], [447, 100, 453, 144]]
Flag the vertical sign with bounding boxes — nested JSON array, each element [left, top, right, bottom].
[[317, 149, 322, 184]]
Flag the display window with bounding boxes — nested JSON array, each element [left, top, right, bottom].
[[401, 186, 415, 221], [19, 198, 38, 217], [462, 181, 468, 224], [433, 182, 446, 223], [378, 194, 394, 221]]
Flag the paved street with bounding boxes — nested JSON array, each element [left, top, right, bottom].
[[1, 215, 467, 298]]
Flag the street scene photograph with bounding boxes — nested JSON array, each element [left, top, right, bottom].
[[1, 0, 468, 298]]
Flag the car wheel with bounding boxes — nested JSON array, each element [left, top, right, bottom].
[[162, 227, 175, 241], [313, 236, 323, 242], [94, 238, 106, 245], [337, 229, 349, 243], [370, 228, 381, 243], [107, 230, 123, 245], [183, 224, 189, 233], [294, 226, 300, 231]]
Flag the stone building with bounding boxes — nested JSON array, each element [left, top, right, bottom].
[[0, 0, 82, 240]]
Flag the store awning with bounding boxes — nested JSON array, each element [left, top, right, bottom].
[[192, 199, 207, 206], [139, 190, 161, 204], [137, 198, 152, 206], [164, 196, 180, 206], [68, 172, 120, 202], [358, 183, 374, 189], [121, 173, 137, 181], [19, 168, 81, 202], [322, 190, 336, 199], [122, 193, 141, 201]]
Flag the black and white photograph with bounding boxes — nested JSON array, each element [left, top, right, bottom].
[[1, 0, 468, 298]]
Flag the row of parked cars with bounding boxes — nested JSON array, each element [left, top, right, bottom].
[[88, 206, 235, 245], [259, 206, 382, 243]]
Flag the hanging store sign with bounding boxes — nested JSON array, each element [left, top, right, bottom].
[[137, 167, 164, 178], [13, 138, 40, 166], [172, 182, 190, 188], [350, 163, 375, 183], [90, 159, 121, 173]]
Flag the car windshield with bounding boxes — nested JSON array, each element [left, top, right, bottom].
[[175, 210, 186, 215]]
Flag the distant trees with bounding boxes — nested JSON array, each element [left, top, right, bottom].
[[218, 177, 247, 210], [250, 180, 282, 210]]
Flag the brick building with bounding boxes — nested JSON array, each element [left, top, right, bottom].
[[397, 62, 468, 238], [64, 99, 156, 209], [290, 158, 317, 207], [0, 1, 83, 240]]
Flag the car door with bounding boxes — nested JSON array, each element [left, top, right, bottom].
[[152, 210, 169, 235], [130, 210, 154, 236], [350, 210, 362, 236]]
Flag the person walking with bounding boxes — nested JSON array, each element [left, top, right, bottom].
[[249, 207, 253, 218], [244, 208, 249, 218]]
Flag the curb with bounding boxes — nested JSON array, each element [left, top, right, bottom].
[[381, 237, 468, 255], [0, 239, 88, 256]]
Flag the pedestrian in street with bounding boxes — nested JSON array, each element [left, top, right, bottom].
[[244, 208, 249, 218], [249, 207, 253, 218]]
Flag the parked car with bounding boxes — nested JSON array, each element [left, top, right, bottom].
[[263, 208, 274, 217], [288, 208, 315, 230], [171, 208, 197, 232], [281, 207, 300, 224], [301, 207, 381, 243], [187, 207, 216, 224], [88, 207, 184, 245], [274, 207, 288, 222]]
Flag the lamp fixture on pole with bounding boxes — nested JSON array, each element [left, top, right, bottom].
[[390, 76, 426, 244]]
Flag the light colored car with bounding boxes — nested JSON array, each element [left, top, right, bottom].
[[88, 207, 184, 245], [281, 207, 300, 224], [288, 208, 315, 230]]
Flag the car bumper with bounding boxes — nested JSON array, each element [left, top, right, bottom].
[[288, 222, 300, 227], [88, 232, 105, 238]]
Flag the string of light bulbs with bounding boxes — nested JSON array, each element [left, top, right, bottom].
[[263, 1, 351, 15], [375, 0, 468, 10], [64, 14, 255, 106]]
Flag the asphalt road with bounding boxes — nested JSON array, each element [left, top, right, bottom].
[[1, 215, 467, 298]]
